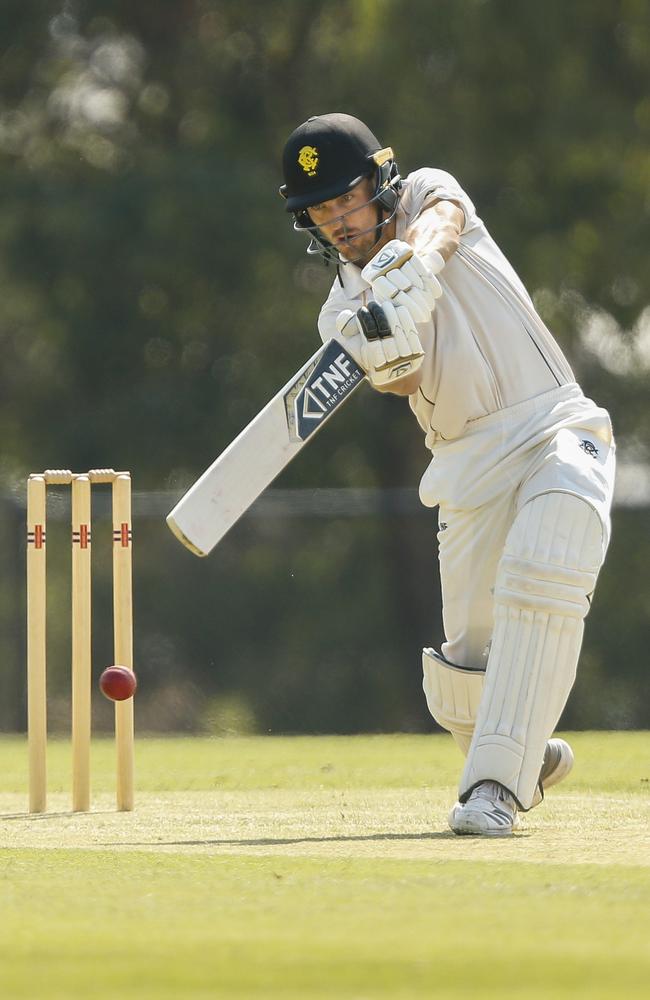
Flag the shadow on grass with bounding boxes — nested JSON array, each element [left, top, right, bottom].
[[109, 830, 487, 846]]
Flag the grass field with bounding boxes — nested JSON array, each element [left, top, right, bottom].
[[1, 732, 649, 998]]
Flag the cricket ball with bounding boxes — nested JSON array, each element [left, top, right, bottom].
[[99, 665, 137, 701]]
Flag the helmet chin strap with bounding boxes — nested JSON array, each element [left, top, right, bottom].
[[370, 201, 389, 258]]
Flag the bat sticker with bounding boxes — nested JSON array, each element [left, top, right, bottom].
[[284, 341, 364, 442]]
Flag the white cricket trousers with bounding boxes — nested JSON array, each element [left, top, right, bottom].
[[418, 383, 616, 670]]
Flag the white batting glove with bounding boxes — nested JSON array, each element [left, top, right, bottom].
[[361, 239, 444, 324], [336, 300, 424, 388]]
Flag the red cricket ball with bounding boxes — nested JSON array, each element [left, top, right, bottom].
[[99, 665, 137, 701]]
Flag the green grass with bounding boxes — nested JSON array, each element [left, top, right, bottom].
[[1, 733, 649, 998]]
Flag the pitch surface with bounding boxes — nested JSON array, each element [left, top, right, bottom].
[[1, 733, 649, 997]]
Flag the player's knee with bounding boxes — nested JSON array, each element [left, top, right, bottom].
[[495, 493, 604, 620], [441, 630, 492, 673]]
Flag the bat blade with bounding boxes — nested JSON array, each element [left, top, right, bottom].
[[166, 340, 365, 556]]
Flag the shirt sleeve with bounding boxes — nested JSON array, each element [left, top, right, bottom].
[[400, 168, 479, 235]]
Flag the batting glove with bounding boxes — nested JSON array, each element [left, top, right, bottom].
[[361, 239, 443, 323], [336, 299, 424, 388]]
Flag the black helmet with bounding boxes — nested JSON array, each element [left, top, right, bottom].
[[279, 112, 401, 264]]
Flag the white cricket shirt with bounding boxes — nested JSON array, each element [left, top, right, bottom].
[[317, 168, 576, 448]]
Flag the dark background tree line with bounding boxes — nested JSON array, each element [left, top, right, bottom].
[[0, 0, 648, 734]]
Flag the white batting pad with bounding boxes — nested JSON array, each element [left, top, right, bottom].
[[422, 648, 485, 755], [459, 492, 605, 809]]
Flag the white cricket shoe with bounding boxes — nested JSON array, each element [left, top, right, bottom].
[[448, 780, 519, 837], [539, 738, 574, 790]]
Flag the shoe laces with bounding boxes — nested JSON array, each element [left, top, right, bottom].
[[468, 780, 516, 809]]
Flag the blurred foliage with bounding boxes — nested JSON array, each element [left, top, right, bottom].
[[0, 0, 648, 732]]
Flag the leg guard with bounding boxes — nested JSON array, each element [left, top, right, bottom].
[[422, 648, 485, 755], [459, 492, 605, 810]]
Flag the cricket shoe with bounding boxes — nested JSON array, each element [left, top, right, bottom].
[[448, 781, 519, 837], [539, 738, 574, 791]]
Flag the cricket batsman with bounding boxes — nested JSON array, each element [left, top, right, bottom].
[[280, 113, 616, 836]]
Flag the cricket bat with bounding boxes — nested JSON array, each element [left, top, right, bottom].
[[166, 340, 366, 556]]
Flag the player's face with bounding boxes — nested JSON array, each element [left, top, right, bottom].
[[307, 178, 391, 265]]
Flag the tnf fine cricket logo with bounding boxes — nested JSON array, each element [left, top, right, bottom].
[[297, 145, 319, 176], [284, 341, 364, 442]]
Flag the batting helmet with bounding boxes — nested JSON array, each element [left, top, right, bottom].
[[279, 113, 401, 263]]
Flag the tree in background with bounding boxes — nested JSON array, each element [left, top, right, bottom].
[[0, 1, 648, 732]]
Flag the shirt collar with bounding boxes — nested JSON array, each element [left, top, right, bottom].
[[337, 259, 368, 297]]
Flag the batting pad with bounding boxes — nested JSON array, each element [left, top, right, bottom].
[[422, 648, 485, 755], [459, 492, 604, 810]]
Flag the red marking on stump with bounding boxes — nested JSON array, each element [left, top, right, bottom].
[[113, 523, 132, 547], [31, 525, 45, 549], [73, 525, 90, 548]]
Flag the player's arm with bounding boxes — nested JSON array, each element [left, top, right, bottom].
[[341, 203, 464, 397], [360, 200, 464, 327], [405, 199, 465, 263]]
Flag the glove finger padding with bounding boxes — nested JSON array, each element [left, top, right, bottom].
[[361, 239, 443, 324], [381, 300, 423, 358], [372, 273, 405, 300], [371, 273, 432, 324], [391, 284, 434, 323], [411, 252, 445, 290], [356, 302, 393, 368], [364, 300, 392, 337], [403, 258, 443, 302], [397, 258, 442, 317], [355, 299, 424, 388], [384, 267, 412, 292], [400, 258, 440, 296], [391, 322, 412, 359]]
